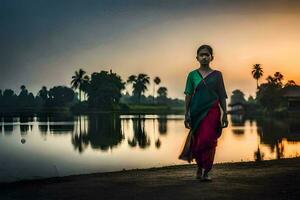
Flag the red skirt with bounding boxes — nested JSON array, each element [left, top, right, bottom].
[[191, 100, 221, 171]]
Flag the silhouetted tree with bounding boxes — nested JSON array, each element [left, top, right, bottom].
[[153, 76, 161, 104], [38, 86, 48, 102], [20, 85, 27, 95], [284, 80, 296, 87], [127, 73, 150, 104], [80, 76, 90, 101], [0, 89, 2, 106], [248, 95, 255, 102], [17, 85, 34, 108], [1, 89, 17, 108], [273, 72, 284, 87], [257, 83, 282, 112], [48, 86, 75, 107], [230, 89, 246, 105], [157, 86, 168, 104], [266, 72, 284, 88], [71, 69, 89, 102], [251, 64, 263, 89], [86, 70, 125, 110]]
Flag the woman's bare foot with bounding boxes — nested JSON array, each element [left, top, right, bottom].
[[201, 171, 212, 181], [196, 167, 202, 179]]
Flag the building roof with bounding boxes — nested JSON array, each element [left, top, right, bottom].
[[282, 86, 300, 98]]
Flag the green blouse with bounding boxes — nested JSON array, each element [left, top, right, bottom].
[[184, 69, 228, 99]]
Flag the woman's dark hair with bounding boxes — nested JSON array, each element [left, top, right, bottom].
[[197, 45, 213, 56]]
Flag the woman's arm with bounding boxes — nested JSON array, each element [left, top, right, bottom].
[[184, 72, 193, 129], [219, 98, 228, 128], [184, 94, 192, 129], [185, 94, 192, 115], [219, 98, 227, 114], [218, 72, 228, 128]]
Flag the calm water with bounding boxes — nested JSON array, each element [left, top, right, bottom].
[[0, 113, 299, 183]]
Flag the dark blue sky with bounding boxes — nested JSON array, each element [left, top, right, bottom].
[[1, 0, 300, 98]]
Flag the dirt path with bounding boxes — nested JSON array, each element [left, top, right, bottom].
[[1, 157, 300, 200]]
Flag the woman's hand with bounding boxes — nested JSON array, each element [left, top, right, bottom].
[[184, 113, 191, 129], [221, 114, 228, 128]]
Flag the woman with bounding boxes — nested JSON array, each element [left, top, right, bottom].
[[179, 44, 228, 181]]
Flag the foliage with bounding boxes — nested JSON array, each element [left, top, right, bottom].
[[256, 72, 285, 113], [230, 89, 246, 105], [251, 64, 264, 89], [156, 86, 168, 104], [127, 73, 150, 104], [86, 70, 125, 110], [48, 86, 75, 107], [71, 68, 90, 101]]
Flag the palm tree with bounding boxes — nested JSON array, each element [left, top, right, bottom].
[[71, 69, 89, 102], [127, 73, 150, 104], [153, 76, 161, 104], [274, 72, 284, 87], [80, 76, 90, 101], [251, 64, 264, 89], [266, 72, 284, 87]]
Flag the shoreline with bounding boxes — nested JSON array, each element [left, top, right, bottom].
[[1, 157, 300, 199], [0, 157, 296, 185]]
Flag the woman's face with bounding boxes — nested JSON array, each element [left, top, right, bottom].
[[196, 48, 213, 65]]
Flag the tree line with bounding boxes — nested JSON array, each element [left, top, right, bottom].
[[229, 63, 299, 115], [0, 69, 183, 112]]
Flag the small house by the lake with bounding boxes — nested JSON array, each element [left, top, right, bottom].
[[282, 86, 300, 113]]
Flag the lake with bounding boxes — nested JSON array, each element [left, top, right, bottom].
[[0, 113, 299, 183]]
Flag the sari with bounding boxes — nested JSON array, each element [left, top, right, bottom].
[[179, 69, 227, 171]]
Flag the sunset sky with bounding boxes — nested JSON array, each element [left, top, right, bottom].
[[1, 0, 300, 99]]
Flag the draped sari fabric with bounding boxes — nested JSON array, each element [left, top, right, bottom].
[[179, 70, 225, 171]]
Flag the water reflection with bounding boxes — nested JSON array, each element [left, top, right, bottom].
[[86, 114, 124, 151], [1, 113, 300, 183], [158, 115, 168, 135], [257, 118, 300, 160], [3, 116, 14, 133], [254, 146, 264, 161], [230, 114, 246, 126], [37, 113, 49, 134], [70, 114, 124, 153], [1, 114, 299, 159], [48, 113, 75, 134], [20, 114, 34, 133], [128, 116, 150, 149]]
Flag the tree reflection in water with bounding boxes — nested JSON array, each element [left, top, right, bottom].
[[19, 114, 34, 134], [71, 115, 89, 153], [158, 115, 167, 135], [256, 117, 300, 160], [230, 114, 246, 127], [254, 146, 264, 161], [128, 115, 150, 149], [72, 113, 124, 153], [3, 116, 13, 134], [151, 118, 161, 149]]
